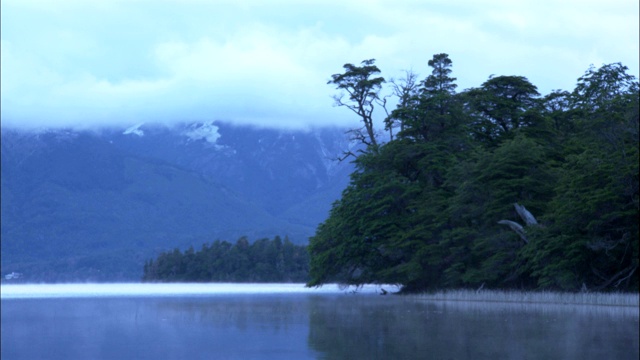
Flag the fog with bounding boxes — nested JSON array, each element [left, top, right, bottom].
[[0, 283, 394, 299]]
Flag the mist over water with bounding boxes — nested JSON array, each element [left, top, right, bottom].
[[2, 284, 638, 360], [0, 283, 376, 299]]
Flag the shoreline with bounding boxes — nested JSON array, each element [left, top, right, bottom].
[[411, 289, 639, 307], [1, 283, 638, 308]]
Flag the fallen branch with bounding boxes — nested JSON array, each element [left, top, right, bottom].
[[498, 220, 528, 244], [514, 203, 538, 226], [593, 265, 638, 291], [614, 266, 638, 288], [498, 203, 539, 244]]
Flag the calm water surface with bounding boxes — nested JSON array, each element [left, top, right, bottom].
[[1, 284, 638, 359]]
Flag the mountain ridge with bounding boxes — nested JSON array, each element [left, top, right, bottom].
[[1, 121, 355, 281]]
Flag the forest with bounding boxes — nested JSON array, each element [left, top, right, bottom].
[[307, 54, 639, 293], [142, 236, 309, 282]]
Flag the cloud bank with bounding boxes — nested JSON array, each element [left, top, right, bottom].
[[1, 0, 638, 130]]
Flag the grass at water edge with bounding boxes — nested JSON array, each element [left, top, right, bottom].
[[412, 289, 639, 307]]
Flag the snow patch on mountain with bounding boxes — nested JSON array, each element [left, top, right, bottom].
[[183, 121, 222, 146], [123, 123, 145, 137]]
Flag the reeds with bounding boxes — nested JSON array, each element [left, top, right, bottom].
[[414, 289, 639, 307]]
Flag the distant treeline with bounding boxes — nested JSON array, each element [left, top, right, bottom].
[[142, 236, 309, 282]]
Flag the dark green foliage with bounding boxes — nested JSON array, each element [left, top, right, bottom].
[[465, 75, 541, 146], [307, 143, 427, 287], [572, 62, 638, 112], [519, 75, 639, 290], [308, 55, 639, 293], [142, 236, 309, 282]]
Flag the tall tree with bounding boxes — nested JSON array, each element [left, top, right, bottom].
[[328, 59, 385, 153], [421, 53, 458, 102], [392, 53, 463, 143]]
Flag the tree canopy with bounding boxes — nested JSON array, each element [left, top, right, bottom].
[[308, 54, 639, 292]]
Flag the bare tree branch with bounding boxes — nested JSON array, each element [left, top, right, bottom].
[[498, 220, 528, 244], [514, 203, 538, 226], [614, 266, 637, 287], [592, 264, 638, 291], [386, 70, 420, 136]]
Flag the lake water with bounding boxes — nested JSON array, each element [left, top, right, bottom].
[[1, 284, 638, 359]]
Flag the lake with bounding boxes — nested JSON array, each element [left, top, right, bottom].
[[1, 284, 638, 359]]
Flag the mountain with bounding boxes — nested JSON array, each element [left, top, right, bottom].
[[0, 121, 356, 282]]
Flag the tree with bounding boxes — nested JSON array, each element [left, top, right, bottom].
[[572, 62, 638, 112], [541, 90, 574, 134], [422, 53, 457, 101], [392, 53, 463, 143], [465, 75, 540, 145], [307, 145, 424, 287], [329, 59, 385, 154], [385, 69, 420, 137]]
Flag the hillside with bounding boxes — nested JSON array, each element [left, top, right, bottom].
[[1, 122, 354, 282]]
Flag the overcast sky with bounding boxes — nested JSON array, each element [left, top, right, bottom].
[[2, 0, 638, 130]]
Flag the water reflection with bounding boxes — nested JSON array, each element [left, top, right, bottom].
[[307, 296, 639, 360], [2, 296, 317, 360], [2, 294, 637, 360]]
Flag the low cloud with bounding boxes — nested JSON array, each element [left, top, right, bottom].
[[1, 0, 637, 130]]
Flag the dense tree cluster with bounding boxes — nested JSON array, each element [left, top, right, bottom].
[[143, 236, 309, 282], [308, 55, 639, 292]]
